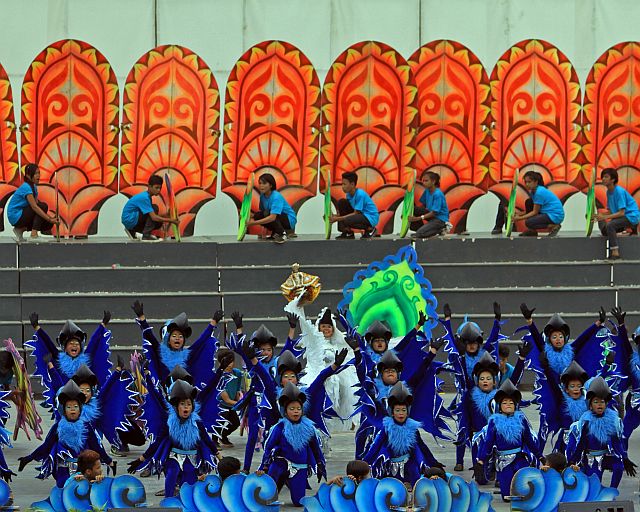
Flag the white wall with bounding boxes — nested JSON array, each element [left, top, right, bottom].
[[0, 0, 636, 236]]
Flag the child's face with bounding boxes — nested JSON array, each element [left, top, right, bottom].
[[500, 398, 515, 414], [318, 323, 334, 338], [84, 460, 102, 481], [466, 341, 479, 355], [178, 399, 193, 419], [79, 383, 92, 402], [258, 344, 273, 361], [523, 176, 537, 191], [281, 370, 298, 386], [65, 400, 81, 421], [258, 179, 272, 194], [422, 175, 434, 189], [65, 339, 82, 357], [286, 401, 303, 422], [549, 330, 565, 349], [498, 356, 507, 371], [601, 173, 614, 187], [590, 397, 606, 415], [371, 338, 387, 353], [341, 178, 356, 195], [381, 368, 398, 385], [168, 330, 185, 350], [148, 183, 162, 196], [392, 405, 408, 423], [477, 371, 495, 391], [565, 379, 583, 399]]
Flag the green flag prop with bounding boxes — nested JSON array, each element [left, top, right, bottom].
[[323, 169, 332, 239], [505, 168, 519, 237], [164, 173, 181, 242], [585, 168, 597, 237], [399, 169, 417, 238], [237, 173, 254, 241]]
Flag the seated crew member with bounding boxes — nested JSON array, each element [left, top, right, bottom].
[[7, 163, 59, 242], [330, 171, 379, 239], [408, 171, 449, 239], [513, 171, 564, 237], [246, 173, 297, 244], [595, 167, 639, 260], [121, 175, 178, 242]]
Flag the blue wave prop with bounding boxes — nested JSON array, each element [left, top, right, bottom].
[[302, 476, 493, 512], [30, 475, 147, 511], [193, 475, 225, 511], [510, 467, 619, 512], [0, 479, 10, 507]]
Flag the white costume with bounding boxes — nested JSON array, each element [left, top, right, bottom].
[[285, 294, 359, 432]]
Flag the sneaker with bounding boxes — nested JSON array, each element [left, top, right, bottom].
[[491, 228, 502, 235], [454, 464, 464, 472], [272, 233, 287, 244], [124, 228, 137, 241], [519, 229, 538, 237], [140, 468, 151, 478], [607, 253, 621, 260], [547, 224, 561, 237], [361, 227, 377, 239], [286, 230, 298, 239], [141, 234, 161, 242], [110, 445, 129, 457], [335, 231, 355, 240], [12, 227, 24, 242], [220, 437, 234, 448]]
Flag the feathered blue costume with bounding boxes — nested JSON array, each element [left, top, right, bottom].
[[0, 389, 14, 482], [475, 379, 540, 499], [259, 382, 326, 507], [128, 378, 222, 497], [363, 381, 441, 485], [18, 380, 113, 487], [565, 377, 637, 488]]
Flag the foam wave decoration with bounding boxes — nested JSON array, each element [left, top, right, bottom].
[[0, 479, 10, 507], [510, 467, 619, 512], [30, 475, 147, 511], [160, 473, 280, 511]]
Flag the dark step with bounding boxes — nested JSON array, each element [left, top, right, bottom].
[[0, 270, 18, 293], [0, 242, 16, 268]]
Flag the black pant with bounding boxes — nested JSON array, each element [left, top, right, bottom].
[[410, 206, 446, 238], [336, 198, 372, 232], [14, 201, 53, 233], [494, 198, 533, 230], [599, 217, 635, 249], [132, 204, 161, 235], [220, 409, 240, 439], [254, 211, 291, 235]]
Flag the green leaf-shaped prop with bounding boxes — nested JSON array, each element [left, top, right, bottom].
[[399, 169, 416, 238], [323, 169, 332, 239], [505, 168, 519, 237], [585, 168, 596, 237], [237, 173, 254, 241]]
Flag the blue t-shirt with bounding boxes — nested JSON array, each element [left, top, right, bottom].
[[7, 182, 37, 226], [607, 185, 639, 225], [121, 191, 154, 229], [532, 185, 564, 224], [347, 188, 379, 227], [499, 362, 515, 386], [419, 188, 449, 223], [259, 190, 297, 229]]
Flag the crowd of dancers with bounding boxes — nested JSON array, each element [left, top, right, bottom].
[[3, 293, 640, 505]]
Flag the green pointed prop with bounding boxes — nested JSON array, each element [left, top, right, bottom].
[[164, 173, 181, 242], [237, 173, 254, 241], [323, 169, 332, 239], [585, 168, 597, 237], [399, 169, 417, 238], [505, 168, 519, 237]]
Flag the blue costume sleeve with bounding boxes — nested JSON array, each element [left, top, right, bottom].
[[573, 323, 607, 377], [396, 328, 432, 383], [476, 419, 496, 463], [85, 429, 113, 465], [510, 357, 525, 386], [282, 336, 305, 360], [84, 323, 112, 386], [306, 365, 340, 436], [140, 371, 169, 444], [197, 368, 229, 436], [483, 319, 502, 359], [48, 365, 66, 397], [0, 447, 14, 481], [259, 421, 284, 470], [528, 322, 545, 352], [309, 430, 326, 477], [186, 323, 219, 389], [415, 430, 439, 466], [362, 429, 387, 468], [96, 369, 138, 450], [196, 422, 219, 473], [572, 323, 599, 353], [136, 319, 166, 385], [24, 327, 59, 411], [565, 422, 586, 464]]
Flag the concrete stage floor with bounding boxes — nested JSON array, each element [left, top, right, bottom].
[[8, 392, 640, 511]]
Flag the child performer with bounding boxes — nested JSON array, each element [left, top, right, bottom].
[[329, 171, 379, 239], [258, 382, 326, 507], [408, 170, 449, 239], [246, 172, 297, 244], [475, 379, 540, 500]]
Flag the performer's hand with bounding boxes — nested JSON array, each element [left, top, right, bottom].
[[131, 300, 144, 318], [540, 465, 550, 472], [624, 458, 637, 477], [605, 350, 616, 366], [255, 469, 265, 476], [519, 303, 535, 320], [334, 348, 348, 367], [598, 306, 607, 325], [345, 336, 359, 351], [570, 464, 580, 471], [241, 338, 257, 360], [197, 474, 206, 481], [212, 309, 224, 323], [493, 301, 501, 321], [430, 337, 445, 352], [517, 341, 533, 359], [286, 312, 298, 329], [611, 306, 626, 325], [102, 310, 111, 326], [329, 214, 339, 224], [94, 474, 105, 483], [231, 311, 243, 329], [17, 457, 29, 472], [127, 457, 144, 474], [417, 311, 427, 328], [29, 312, 39, 329], [327, 475, 343, 486], [443, 303, 452, 320], [317, 463, 326, 483]]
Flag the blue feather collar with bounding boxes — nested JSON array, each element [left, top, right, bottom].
[[159, 343, 189, 371], [471, 387, 496, 420], [579, 408, 621, 445], [58, 417, 86, 450], [374, 378, 392, 399], [382, 416, 422, 456], [465, 350, 484, 379], [544, 343, 574, 375], [81, 398, 100, 424], [167, 406, 201, 450], [57, 352, 91, 379], [281, 416, 316, 453], [490, 411, 525, 444], [562, 392, 587, 422]]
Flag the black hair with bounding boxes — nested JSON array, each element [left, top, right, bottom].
[[346, 460, 370, 481], [218, 456, 241, 481], [523, 170, 545, 186], [423, 466, 447, 480], [216, 348, 234, 365], [148, 175, 163, 187], [498, 345, 510, 358], [424, 171, 441, 187], [342, 171, 358, 185], [258, 173, 277, 191], [77, 449, 101, 476], [543, 452, 567, 472], [24, 163, 38, 194], [601, 167, 619, 184]]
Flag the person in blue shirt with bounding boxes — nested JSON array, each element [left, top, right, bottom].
[[216, 348, 243, 448], [513, 171, 564, 237], [596, 167, 639, 259], [7, 163, 59, 242], [247, 173, 297, 244], [121, 175, 178, 241], [330, 171, 379, 239], [408, 171, 449, 239], [498, 344, 515, 386]]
